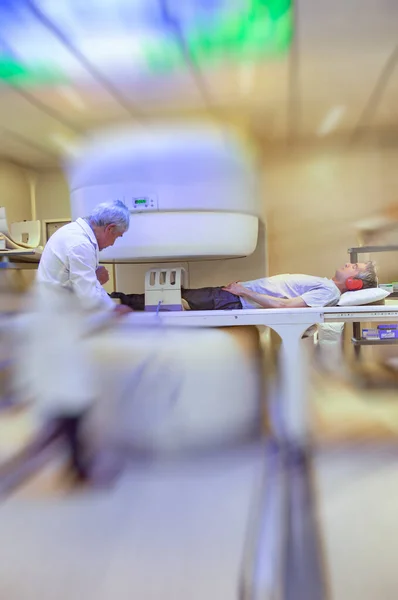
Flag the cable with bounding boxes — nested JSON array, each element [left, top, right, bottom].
[[156, 299, 163, 316]]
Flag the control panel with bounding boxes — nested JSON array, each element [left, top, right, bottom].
[[131, 195, 158, 212]]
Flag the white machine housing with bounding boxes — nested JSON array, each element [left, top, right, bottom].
[[67, 123, 262, 261], [145, 266, 187, 311]]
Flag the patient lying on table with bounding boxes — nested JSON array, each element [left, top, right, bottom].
[[110, 262, 377, 311]]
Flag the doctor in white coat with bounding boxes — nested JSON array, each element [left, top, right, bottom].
[[17, 200, 132, 483]]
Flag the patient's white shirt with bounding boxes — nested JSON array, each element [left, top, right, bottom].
[[239, 274, 341, 309], [37, 217, 115, 312]]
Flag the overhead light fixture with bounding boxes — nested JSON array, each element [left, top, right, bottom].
[[56, 85, 86, 111], [50, 133, 81, 157], [317, 106, 346, 136]]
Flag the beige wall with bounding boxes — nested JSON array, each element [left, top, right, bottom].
[[0, 161, 31, 224], [0, 162, 36, 289], [263, 145, 398, 284], [34, 170, 71, 222]]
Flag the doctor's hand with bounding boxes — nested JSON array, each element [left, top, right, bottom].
[[222, 282, 248, 296], [96, 266, 109, 285], [113, 304, 133, 316]]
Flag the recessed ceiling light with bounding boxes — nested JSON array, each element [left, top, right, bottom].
[[317, 106, 346, 136], [56, 85, 86, 111]]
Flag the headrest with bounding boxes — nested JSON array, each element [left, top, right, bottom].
[[338, 287, 391, 306]]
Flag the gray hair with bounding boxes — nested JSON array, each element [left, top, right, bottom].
[[357, 261, 378, 289], [86, 200, 130, 232]]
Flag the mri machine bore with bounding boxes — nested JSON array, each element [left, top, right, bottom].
[[66, 123, 266, 453]]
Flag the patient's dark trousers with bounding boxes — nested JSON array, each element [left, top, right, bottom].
[[110, 287, 243, 311]]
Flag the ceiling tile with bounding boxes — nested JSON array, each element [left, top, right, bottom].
[[299, 48, 396, 136], [369, 61, 398, 130]]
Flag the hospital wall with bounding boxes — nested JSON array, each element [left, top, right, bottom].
[[263, 144, 398, 283], [0, 161, 32, 224], [34, 170, 71, 221], [0, 161, 37, 289], [4, 142, 398, 287]]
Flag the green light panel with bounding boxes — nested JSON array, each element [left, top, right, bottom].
[[0, 0, 293, 85]]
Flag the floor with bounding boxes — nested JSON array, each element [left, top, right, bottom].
[[0, 445, 266, 600], [1, 370, 398, 599], [316, 444, 398, 600]]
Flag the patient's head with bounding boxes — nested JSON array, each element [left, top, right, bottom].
[[334, 261, 377, 292]]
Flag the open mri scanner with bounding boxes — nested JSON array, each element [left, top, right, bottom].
[[66, 123, 266, 455], [68, 124, 261, 262]]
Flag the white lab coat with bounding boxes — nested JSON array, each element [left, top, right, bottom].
[[14, 218, 114, 419], [36, 218, 115, 312], [15, 287, 95, 418]]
